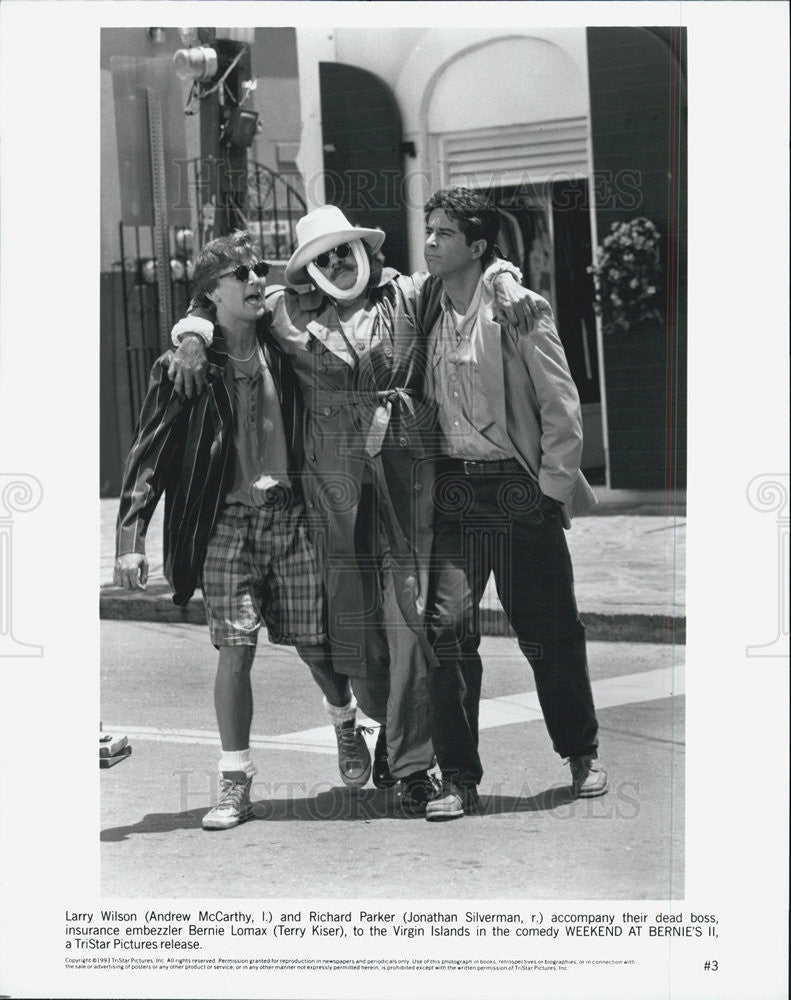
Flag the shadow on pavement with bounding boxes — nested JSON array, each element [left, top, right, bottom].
[[102, 784, 580, 841], [101, 809, 206, 841], [477, 785, 577, 814]]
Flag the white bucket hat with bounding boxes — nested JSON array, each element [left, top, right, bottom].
[[285, 205, 385, 286]]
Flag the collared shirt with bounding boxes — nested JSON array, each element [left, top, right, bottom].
[[431, 279, 516, 461], [270, 292, 380, 364], [225, 346, 291, 505]]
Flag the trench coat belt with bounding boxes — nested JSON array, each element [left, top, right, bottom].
[[304, 387, 419, 457]]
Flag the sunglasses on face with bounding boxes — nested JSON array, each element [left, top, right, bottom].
[[313, 243, 352, 269], [217, 260, 270, 282]]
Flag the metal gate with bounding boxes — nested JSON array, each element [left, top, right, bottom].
[[116, 161, 306, 423]]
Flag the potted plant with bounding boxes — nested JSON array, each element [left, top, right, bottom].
[[587, 217, 664, 335]]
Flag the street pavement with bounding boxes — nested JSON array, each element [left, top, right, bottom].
[[101, 622, 684, 899], [100, 488, 685, 899]]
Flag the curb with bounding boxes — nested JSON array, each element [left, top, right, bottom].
[[478, 608, 685, 645], [101, 586, 685, 645], [101, 585, 206, 625]]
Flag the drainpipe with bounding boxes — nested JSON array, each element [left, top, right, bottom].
[[582, 45, 611, 490]]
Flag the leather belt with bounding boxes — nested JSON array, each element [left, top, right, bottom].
[[440, 457, 525, 476]]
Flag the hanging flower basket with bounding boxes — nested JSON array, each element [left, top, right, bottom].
[[587, 217, 664, 334]]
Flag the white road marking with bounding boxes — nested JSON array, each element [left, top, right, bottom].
[[105, 664, 684, 756], [99, 723, 343, 755], [479, 664, 684, 730]]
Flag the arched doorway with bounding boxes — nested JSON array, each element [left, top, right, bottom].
[[319, 62, 409, 273], [421, 34, 605, 474]]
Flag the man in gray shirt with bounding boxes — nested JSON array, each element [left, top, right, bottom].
[[419, 188, 607, 822]]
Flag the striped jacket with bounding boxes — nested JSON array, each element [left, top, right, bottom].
[[115, 321, 303, 605]]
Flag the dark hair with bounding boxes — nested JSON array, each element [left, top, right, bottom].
[[423, 187, 500, 267], [192, 231, 262, 310]]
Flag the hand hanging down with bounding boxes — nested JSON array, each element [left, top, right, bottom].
[[114, 551, 148, 590]]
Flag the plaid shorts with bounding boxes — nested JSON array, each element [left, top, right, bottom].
[[202, 496, 325, 648]]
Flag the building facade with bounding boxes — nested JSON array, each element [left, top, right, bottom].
[[100, 25, 686, 494]]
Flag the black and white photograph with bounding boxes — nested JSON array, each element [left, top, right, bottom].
[[0, 3, 788, 999], [98, 19, 687, 897]]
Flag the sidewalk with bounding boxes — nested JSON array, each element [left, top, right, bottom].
[[100, 489, 686, 643]]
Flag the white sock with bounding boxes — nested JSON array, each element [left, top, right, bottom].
[[323, 694, 357, 727], [219, 749, 257, 778]]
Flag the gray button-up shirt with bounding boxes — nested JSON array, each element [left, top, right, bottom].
[[431, 280, 516, 461]]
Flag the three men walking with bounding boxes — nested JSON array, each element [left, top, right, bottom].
[[116, 187, 607, 829]]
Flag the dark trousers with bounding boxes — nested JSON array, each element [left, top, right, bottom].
[[424, 466, 599, 787]]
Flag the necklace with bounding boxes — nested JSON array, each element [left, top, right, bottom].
[[227, 344, 258, 363]]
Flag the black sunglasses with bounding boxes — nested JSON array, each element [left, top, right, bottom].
[[217, 260, 270, 282], [313, 243, 352, 269]]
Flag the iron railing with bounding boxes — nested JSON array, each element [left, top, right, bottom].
[[115, 161, 306, 421]]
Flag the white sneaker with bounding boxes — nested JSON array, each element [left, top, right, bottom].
[[202, 776, 253, 830]]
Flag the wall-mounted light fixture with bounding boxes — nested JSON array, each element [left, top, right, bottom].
[[173, 46, 218, 82]]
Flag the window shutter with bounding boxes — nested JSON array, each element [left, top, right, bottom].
[[438, 117, 589, 187]]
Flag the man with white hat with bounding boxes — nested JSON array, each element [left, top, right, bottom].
[[169, 205, 540, 813]]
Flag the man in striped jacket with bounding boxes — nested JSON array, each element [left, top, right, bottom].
[[115, 231, 368, 831]]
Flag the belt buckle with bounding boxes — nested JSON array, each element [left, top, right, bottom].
[[462, 459, 478, 475]]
